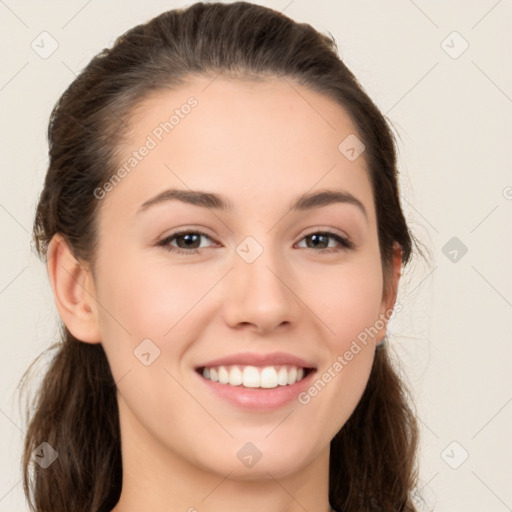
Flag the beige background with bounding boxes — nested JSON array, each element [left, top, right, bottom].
[[1, 1, 511, 510]]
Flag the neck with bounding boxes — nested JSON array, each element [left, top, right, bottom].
[[111, 398, 333, 512]]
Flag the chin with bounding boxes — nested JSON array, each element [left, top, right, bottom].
[[193, 440, 319, 481]]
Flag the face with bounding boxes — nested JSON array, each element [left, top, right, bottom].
[[88, 76, 396, 481]]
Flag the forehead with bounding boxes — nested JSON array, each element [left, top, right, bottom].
[[104, 75, 375, 224], [128, 75, 360, 154]]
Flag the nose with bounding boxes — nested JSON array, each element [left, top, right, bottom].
[[221, 245, 301, 334]]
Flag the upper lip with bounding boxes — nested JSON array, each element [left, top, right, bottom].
[[196, 351, 317, 369]]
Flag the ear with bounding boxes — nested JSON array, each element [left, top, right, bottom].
[[46, 233, 101, 344], [375, 242, 403, 345]]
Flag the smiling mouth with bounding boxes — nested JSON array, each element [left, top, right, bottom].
[[196, 364, 315, 389]]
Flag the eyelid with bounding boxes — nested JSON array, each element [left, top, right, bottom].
[[156, 228, 218, 249], [299, 226, 352, 242]]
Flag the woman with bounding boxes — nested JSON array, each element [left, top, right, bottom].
[[19, 2, 423, 511]]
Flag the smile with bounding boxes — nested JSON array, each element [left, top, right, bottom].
[[199, 365, 311, 388]]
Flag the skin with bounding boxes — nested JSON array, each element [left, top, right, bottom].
[[47, 75, 402, 512]]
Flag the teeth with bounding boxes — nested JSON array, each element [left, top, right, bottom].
[[260, 367, 277, 388], [229, 366, 243, 386], [243, 366, 260, 388], [277, 367, 288, 386], [218, 366, 229, 384], [201, 365, 308, 388]]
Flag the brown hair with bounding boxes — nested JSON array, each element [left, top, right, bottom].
[[18, 2, 424, 511]]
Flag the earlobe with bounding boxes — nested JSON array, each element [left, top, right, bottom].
[[46, 233, 101, 344]]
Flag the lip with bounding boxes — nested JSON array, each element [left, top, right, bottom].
[[194, 368, 317, 412], [195, 351, 317, 370], [194, 351, 318, 411]]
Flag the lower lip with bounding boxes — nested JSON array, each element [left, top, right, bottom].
[[195, 369, 316, 411]]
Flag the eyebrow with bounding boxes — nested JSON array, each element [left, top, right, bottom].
[[137, 188, 368, 220]]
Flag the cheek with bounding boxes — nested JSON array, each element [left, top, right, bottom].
[[93, 250, 223, 389], [301, 255, 383, 414], [308, 255, 384, 347], [96, 252, 211, 338], [93, 255, 207, 428]]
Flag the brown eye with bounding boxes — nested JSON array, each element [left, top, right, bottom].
[[173, 233, 202, 249], [297, 231, 353, 252], [158, 230, 216, 255]]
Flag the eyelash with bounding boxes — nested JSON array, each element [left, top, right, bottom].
[[156, 229, 354, 256]]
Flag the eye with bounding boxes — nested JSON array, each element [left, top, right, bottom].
[[296, 231, 354, 253], [157, 229, 353, 256], [157, 230, 217, 255]]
